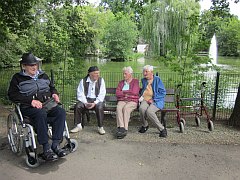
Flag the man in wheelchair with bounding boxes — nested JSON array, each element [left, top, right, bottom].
[[8, 52, 67, 161]]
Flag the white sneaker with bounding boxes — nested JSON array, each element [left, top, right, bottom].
[[98, 127, 105, 135], [70, 124, 82, 133]]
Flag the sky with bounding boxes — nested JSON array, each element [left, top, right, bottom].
[[89, 0, 240, 18]]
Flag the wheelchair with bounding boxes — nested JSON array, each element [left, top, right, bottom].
[[7, 104, 78, 168]]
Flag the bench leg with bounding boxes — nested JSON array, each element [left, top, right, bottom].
[[161, 112, 167, 128]]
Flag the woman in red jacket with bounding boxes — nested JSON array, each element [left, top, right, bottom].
[[115, 66, 140, 139]]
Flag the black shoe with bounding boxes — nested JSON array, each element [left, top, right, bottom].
[[159, 128, 167, 138], [138, 126, 149, 133], [52, 146, 67, 157], [43, 149, 58, 161], [116, 127, 127, 139]]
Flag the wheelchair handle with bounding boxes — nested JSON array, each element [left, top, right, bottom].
[[201, 82, 207, 87]]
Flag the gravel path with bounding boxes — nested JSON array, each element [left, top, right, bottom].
[[1, 105, 240, 180]]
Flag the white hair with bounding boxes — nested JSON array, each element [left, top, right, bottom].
[[122, 66, 133, 74], [143, 65, 153, 71]]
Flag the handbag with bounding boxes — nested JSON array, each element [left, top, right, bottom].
[[42, 97, 58, 112]]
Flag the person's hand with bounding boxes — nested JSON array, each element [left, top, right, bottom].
[[85, 103, 95, 109], [31, 100, 42, 109], [147, 99, 153, 104], [52, 94, 60, 103], [139, 96, 144, 102]]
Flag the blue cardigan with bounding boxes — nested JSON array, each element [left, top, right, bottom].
[[140, 76, 166, 109]]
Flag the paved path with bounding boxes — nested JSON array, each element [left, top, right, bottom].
[[1, 125, 240, 180], [1, 106, 240, 180]]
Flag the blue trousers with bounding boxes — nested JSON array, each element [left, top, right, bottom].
[[21, 106, 66, 146]]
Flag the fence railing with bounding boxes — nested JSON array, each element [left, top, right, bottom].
[[1, 69, 239, 121]]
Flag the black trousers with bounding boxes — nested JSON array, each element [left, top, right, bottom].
[[21, 106, 66, 145], [74, 99, 104, 127]]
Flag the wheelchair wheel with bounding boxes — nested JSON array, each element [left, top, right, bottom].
[[7, 112, 24, 156], [26, 152, 40, 168]]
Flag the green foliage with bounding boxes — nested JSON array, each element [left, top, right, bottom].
[[0, 0, 38, 68], [100, 0, 150, 30], [1, 0, 239, 70], [103, 12, 138, 61], [141, 0, 200, 57], [210, 0, 231, 18], [197, 0, 239, 53], [218, 17, 240, 56], [0, 0, 38, 35], [141, 0, 202, 77]]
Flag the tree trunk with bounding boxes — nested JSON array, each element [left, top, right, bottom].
[[229, 83, 240, 126]]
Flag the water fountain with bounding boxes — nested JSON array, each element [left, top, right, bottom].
[[209, 34, 218, 65]]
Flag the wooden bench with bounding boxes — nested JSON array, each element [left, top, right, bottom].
[[70, 88, 180, 128]]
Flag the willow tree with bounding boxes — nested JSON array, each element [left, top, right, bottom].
[[141, 0, 201, 74]]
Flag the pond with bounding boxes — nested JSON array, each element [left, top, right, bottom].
[[43, 55, 240, 74]]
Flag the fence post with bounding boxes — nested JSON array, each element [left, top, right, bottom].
[[212, 72, 220, 121]]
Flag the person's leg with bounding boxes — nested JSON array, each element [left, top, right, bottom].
[[139, 100, 149, 127], [74, 101, 85, 125], [48, 106, 67, 157], [94, 102, 105, 127], [71, 101, 85, 132], [145, 104, 164, 131], [122, 101, 138, 130], [21, 107, 57, 160], [94, 102, 105, 135], [48, 106, 66, 148], [116, 101, 126, 128]]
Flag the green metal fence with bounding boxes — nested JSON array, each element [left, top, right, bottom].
[[1, 69, 239, 121]]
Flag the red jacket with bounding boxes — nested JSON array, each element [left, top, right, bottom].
[[116, 78, 140, 103]]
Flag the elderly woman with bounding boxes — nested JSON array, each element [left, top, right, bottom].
[[138, 65, 167, 137], [115, 66, 140, 139]]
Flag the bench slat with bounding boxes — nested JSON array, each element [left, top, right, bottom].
[[165, 96, 175, 103], [106, 88, 116, 94], [165, 88, 175, 95], [105, 95, 117, 102]]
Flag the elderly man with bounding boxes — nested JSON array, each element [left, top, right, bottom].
[[70, 66, 106, 135], [8, 52, 67, 161], [115, 66, 140, 139], [138, 65, 167, 137]]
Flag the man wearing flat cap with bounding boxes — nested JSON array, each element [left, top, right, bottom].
[[71, 66, 106, 135]]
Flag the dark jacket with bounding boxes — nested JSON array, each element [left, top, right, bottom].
[[8, 70, 58, 107]]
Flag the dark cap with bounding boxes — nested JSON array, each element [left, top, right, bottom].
[[88, 66, 99, 73], [20, 53, 39, 65]]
